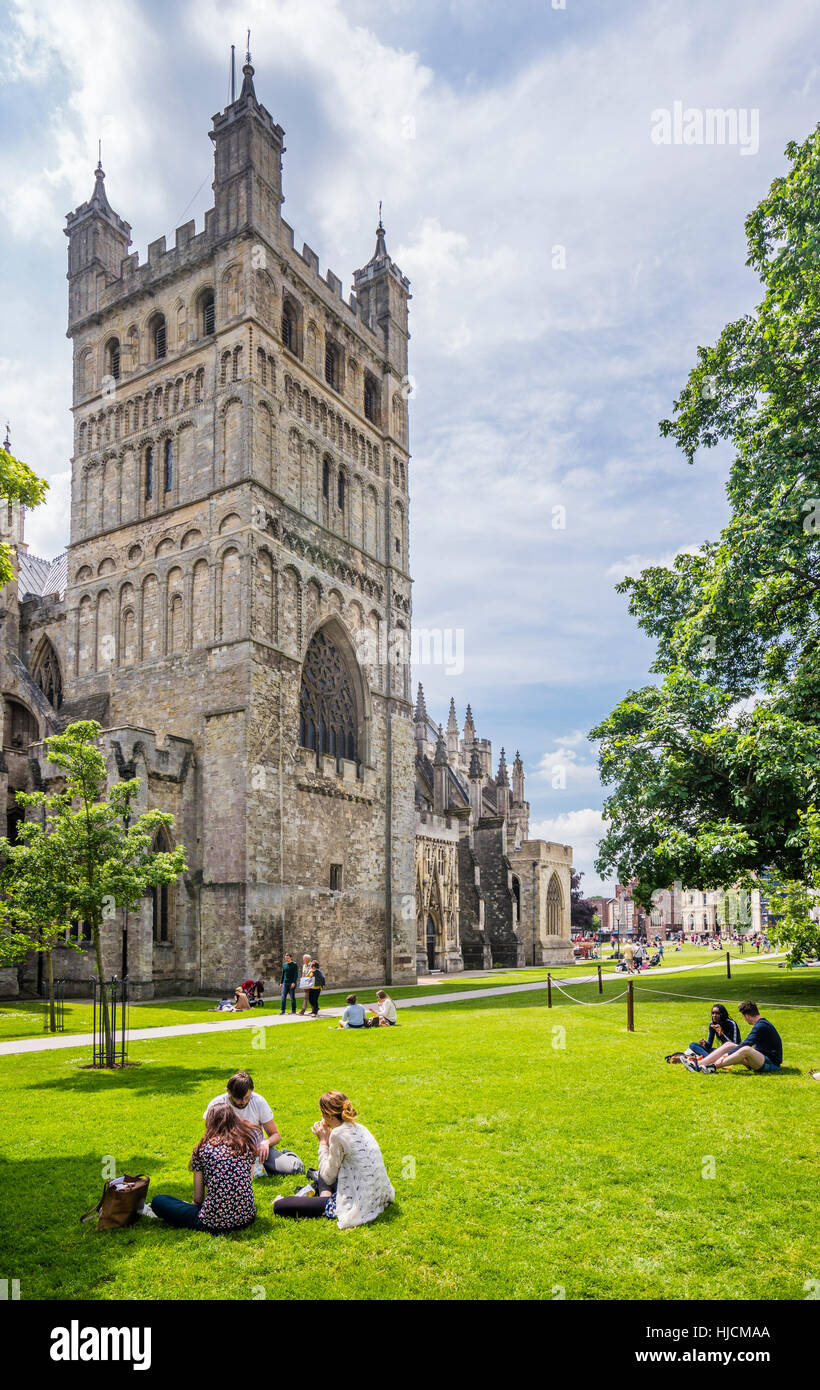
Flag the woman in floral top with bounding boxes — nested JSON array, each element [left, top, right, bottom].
[[152, 1102, 258, 1233]]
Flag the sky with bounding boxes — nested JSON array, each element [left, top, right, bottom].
[[1, 0, 818, 895]]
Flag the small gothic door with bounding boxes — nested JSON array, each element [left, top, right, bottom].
[[426, 914, 437, 971]]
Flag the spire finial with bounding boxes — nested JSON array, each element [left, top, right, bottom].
[[246, 28, 251, 64], [97, 138, 102, 170], [3, 422, 10, 453], [378, 199, 383, 230]]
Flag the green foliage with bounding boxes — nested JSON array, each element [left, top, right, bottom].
[[0, 722, 186, 1054], [765, 806, 820, 963], [0, 443, 48, 588], [593, 124, 820, 901]]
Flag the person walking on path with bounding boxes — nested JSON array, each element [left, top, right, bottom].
[[280, 954, 299, 1015], [307, 960, 325, 1017], [297, 954, 313, 1014]]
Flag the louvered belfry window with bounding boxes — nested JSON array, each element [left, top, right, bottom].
[[298, 628, 358, 764]]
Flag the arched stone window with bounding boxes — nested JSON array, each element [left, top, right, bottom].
[[199, 288, 215, 337], [281, 294, 302, 357], [105, 337, 121, 382], [163, 438, 173, 493], [148, 313, 166, 361], [3, 697, 38, 750], [144, 446, 154, 501], [546, 873, 563, 936], [298, 625, 360, 764], [150, 826, 175, 944], [511, 875, 521, 925], [31, 639, 63, 709], [363, 371, 380, 425]]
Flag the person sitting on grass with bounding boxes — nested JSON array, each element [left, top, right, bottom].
[[271, 1090, 394, 1228], [366, 990, 397, 1027], [336, 994, 367, 1028], [233, 985, 251, 1011], [683, 1001, 783, 1074], [151, 1102, 258, 1233], [205, 1070, 304, 1176], [667, 1003, 741, 1063]]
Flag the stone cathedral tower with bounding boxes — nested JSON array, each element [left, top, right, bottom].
[[57, 53, 416, 994]]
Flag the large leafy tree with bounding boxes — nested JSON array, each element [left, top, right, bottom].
[[0, 722, 187, 1063], [0, 436, 48, 585], [592, 124, 820, 956]]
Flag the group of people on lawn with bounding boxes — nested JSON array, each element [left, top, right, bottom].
[[151, 1070, 394, 1235], [217, 956, 398, 1026], [667, 1000, 784, 1074]]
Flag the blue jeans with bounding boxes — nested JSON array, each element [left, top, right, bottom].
[[152, 1194, 208, 1230], [688, 1042, 710, 1058], [280, 982, 296, 1013]]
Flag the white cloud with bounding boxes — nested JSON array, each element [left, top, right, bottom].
[[530, 807, 611, 898]]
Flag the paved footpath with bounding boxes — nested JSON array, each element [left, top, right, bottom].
[[0, 952, 785, 1058]]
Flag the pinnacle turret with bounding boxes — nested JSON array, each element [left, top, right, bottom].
[[496, 747, 509, 787], [468, 747, 482, 779], [414, 682, 427, 723], [446, 697, 459, 733], [434, 724, 448, 767]]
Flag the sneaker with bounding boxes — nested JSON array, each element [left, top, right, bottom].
[[140, 1202, 158, 1219], [681, 1056, 702, 1073], [293, 1184, 315, 1198], [252, 1160, 266, 1178], [306, 1168, 320, 1184], [702, 1064, 717, 1073]]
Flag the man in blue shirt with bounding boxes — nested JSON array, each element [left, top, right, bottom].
[[685, 1001, 782, 1074]]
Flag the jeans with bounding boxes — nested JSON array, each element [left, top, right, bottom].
[[308, 988, 321, 1014], [151, 1194, 208, 1230], [262, 1148, 305, 1176], [273, 1177, 336, 1219], [688, 1042, 710, 1058], [280, 982, 296, 1013]]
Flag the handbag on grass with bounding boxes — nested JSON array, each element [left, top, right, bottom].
[[80, 1174, 150, 1230]]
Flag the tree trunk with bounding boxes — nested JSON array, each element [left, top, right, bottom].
[[46, 948, 56, 1033], [92, 921, 114, 1067]]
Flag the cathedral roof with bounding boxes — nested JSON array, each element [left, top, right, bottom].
[[18, 550, 67, 601]]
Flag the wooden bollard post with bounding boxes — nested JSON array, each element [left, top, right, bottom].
[[547, 973, 552, 1008], [726, 951, 731, 980], [627, 980, 634, 1032], [598, 963, 603, 995]]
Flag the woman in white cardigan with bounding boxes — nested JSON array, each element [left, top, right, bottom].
[[272, 1090, 394, 1228]]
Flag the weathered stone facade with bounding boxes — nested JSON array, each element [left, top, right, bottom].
[[414, 690, 574, 971], [1, 56, 416, 998]]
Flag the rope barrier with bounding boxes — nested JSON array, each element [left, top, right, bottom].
[[633, 984, 820, 1011], [550, 979, 630, 1006]]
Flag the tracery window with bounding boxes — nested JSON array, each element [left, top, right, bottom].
[[31, 640, 63, 709], [298, 627, 358, 764]]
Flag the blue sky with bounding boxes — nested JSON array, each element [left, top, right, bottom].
[[1, 0, 818, 893]]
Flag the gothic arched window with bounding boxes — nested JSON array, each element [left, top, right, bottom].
[[151, 827, 174, 944], [546, 874, 563, 936], [148, 313, 166, 361], [164, 438, 173, 493], [31, 640, 63, 709], [298, 626, 359, 765], [105, 337, 121, 381]]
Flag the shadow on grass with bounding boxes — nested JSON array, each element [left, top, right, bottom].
[[28, 1064, 232, 1097]]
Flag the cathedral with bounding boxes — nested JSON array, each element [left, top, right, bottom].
[[0, 55, 572, 998]]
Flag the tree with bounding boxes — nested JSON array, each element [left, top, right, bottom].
[[763, 806, 820, 964], [570, 870, 597, 932], [0, 722, 187, 1064], [592, 124, 820, 906], [0, 436, 48, 586], [0, 826, 83, 1031]]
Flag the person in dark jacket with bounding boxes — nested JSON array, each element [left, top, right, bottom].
[[307, 960, 325, 1017], [667, 1003, 741, 1062], [684, 1001, 783, 1073], [280, 955, 299, 1015]]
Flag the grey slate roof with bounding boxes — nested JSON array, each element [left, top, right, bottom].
[[18, 550, 67, 601]]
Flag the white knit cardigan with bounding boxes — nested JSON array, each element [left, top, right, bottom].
[[318, 1122, 395, 1230]]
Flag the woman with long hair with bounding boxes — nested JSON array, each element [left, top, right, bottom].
[[151, 1101, 258, 1232], [272, 1091, 394, 1229], [666, 1002, 742, 1063]]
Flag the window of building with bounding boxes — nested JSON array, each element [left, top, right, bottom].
[[150, 828, 174, 944], [200, 289, 215, 337], [164, 438, 173, 493], [149, 314, 166, 361], [330, 863, 343, 891], [3, 697, 38, 750], [363, 373, 380, 424], [322, 459, 330, 501], [298, 626, 359, 765], [325, 340, 340, 391], [31, 639, 63, 709], [281, 296, 301, 357], [105, 337, 121, 381], [337, 471, 345, 511], [145, 446, 154, 501]]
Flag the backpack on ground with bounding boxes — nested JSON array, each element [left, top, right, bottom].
[[80, 1174, 150, 1230]]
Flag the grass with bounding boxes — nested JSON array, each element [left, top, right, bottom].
[[1, 959, 817, 1301], [0, 943, 779, 1041]]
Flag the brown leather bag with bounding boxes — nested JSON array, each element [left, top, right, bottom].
[[81, 1174, 150, 1230]]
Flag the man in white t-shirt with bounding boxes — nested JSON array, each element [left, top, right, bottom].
[[204, 1070, 304, 1176]]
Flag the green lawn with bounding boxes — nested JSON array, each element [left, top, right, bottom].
[[0, 943, 776, 1041], [1, 960, 817, 1301]]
